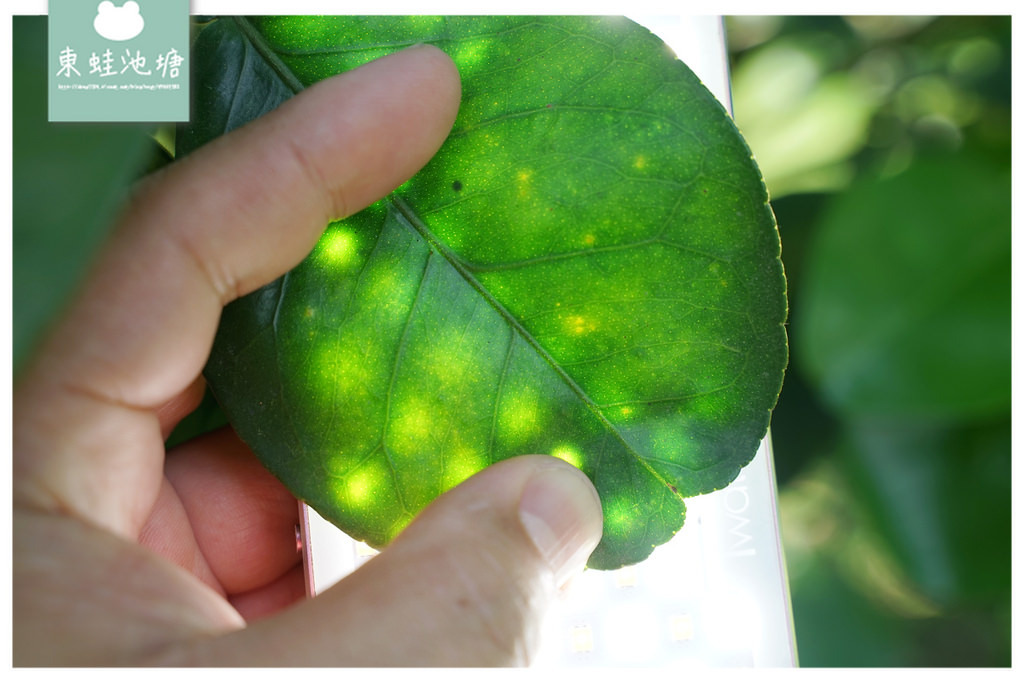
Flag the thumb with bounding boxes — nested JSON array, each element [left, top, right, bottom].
[[200, 455, 603, 666]]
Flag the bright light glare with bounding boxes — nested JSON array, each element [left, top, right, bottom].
[[601, 602, 661, 663], [705, 590, 762, 658]]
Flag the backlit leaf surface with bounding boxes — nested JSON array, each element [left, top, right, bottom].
[[181, 16, 787, 568]]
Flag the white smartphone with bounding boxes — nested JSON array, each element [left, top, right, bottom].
[[298, 433, 796, 666]]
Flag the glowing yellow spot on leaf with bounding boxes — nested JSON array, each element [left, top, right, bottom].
[[565, 314, 596, 335], [583, 234, 596, 246], [633, 154, 647, 170], [551, 445, 583, 469], [606, 499, 635, 531], [367, 268, 398, 299], [390, 399, 434, 449], [316, 346, 372, 394], [344, 471, 372, 505], [442, 448, 488, 490], [516, 169, 534, 198], [498, 390, 540, 443], [319, 228, 357, 266], [337, 459, 391, 509], [454, 40, 490, 68]]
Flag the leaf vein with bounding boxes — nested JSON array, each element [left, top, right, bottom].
[[390, 196, 683, 503]]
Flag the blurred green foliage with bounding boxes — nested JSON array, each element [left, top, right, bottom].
[[725, 15, 1011, 666]]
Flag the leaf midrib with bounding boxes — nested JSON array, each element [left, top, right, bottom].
[[235, 15, 685, 502], [233, 17, 304, 94], [390, 197, 684, 494]]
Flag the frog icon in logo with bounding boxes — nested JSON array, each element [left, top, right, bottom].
[[93, 1, 145, 41]]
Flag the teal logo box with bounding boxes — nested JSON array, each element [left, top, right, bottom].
[[49, 1, 189, 122]]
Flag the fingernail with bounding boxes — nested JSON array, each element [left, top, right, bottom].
[[519, 464, 604, 588]]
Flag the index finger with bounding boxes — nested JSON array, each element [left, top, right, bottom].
[[14, 44, 461, 537]]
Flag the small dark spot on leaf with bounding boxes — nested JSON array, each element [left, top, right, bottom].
[[670, 485, 678, 493], [452, 180, 463, 192], [546, 103, 552, 108]]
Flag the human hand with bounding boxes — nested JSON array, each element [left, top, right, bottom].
[[13, 44, 603, 666]]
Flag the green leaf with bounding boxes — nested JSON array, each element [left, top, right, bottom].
[[181, 16, 787, 568], [798, 153, 1010, 419], [842, 417, 1011, 607]]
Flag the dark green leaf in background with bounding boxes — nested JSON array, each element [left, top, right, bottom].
[[842, 416, 1011, 607], [13, 17, 156, 373], [181, 16, 787, 569], [799, 153, 1010, 420]]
